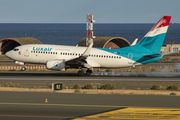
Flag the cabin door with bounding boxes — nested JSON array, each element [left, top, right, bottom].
[[24, 47, 29, 57], [128, 53, 133, 64]]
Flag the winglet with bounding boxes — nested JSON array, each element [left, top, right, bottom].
[[131, 38, 138, 46], [81, 40, 93, 59]]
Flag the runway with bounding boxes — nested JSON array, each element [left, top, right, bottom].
[[0, 71, 180, 90], [0, 71, 180, 78], [0, 91, 180, 120]]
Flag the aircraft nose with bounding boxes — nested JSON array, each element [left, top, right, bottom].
[[5, 51, 12, 58]]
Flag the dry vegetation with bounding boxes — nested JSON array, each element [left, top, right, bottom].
[[0, 87, 180, 96], [0, 82, 180, 96]]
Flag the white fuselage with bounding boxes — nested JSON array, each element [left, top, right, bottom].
[[6, 44, 139, 68]]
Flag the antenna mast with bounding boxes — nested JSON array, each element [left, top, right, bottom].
[[86, 14, 95, 47]]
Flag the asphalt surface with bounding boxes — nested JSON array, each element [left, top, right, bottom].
[[0, 91, 180, 120], [0, 71, 180, 119]]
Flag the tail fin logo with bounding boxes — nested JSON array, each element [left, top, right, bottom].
[[150, 16, 170, 31], [156, 19, 166, 28]]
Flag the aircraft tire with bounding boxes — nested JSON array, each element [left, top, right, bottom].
[[86, 69, 92, 75], [77, 70, 84, 76]]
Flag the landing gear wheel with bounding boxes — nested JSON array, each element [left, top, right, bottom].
[[22, 67, 26, 71], [86, 69, 92, 75], [77, 70, 84, 76]]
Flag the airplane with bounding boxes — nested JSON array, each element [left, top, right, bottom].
[[5, 16, 171, 76]]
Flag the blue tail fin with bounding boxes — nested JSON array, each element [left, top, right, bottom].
[[137, 16, 171, 53]]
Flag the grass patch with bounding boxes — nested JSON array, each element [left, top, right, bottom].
[[99, 83, 115, 90], [82, 84, 96, 89], [0, 82, 22, 88], [170, 93, 176, 95], [150, 85, 160, 90], [72, 84, 81, 89], [166, 85, 179, 91], [74, 89, 81, 93]]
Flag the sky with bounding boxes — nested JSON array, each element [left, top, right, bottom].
[[0, 0, 179, 23]]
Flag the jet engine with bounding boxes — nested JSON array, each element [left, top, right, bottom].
[[46, 60, 65, 71]]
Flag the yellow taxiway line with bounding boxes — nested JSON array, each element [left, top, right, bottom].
[[73, 107, 180, 120]]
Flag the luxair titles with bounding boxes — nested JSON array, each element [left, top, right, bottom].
[[33, 47, 53, 51]]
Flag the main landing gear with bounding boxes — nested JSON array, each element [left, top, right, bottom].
[[77, 70, 84, 76], [86, 69, 92, 75], [77, 69, 92, 76]]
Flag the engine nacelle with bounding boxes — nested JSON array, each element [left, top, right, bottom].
[[46, 60, 65, 71]]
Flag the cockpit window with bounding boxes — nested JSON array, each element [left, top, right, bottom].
[[13, 48, 19, 51]]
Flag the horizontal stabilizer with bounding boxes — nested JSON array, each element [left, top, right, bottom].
[[162, 52, 177, 56], [144, 54, 162, 58], [144, 51, 177, 58]]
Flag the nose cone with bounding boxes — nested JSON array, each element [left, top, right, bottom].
[[5, 51, 12, 58]]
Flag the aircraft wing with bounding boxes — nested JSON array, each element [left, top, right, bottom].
[[65, 40, 93, 67]]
